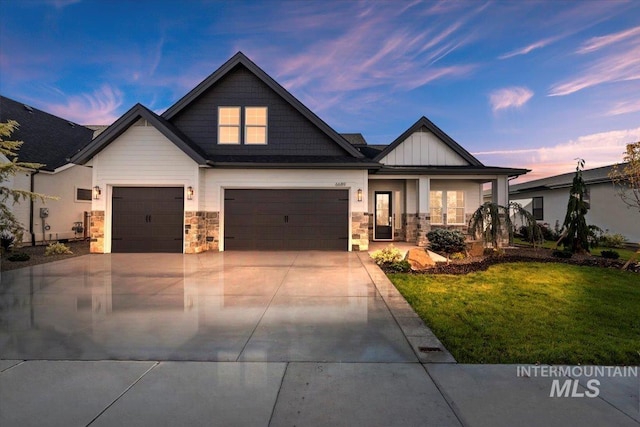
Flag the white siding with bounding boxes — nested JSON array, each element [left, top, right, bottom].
[[2, 164, 32, 242], [380, 130, 469, 166]]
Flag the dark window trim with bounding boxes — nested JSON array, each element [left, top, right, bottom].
[[76, 187, 92, 202], [532, 196, 543, 220]]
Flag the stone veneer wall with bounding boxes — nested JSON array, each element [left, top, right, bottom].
[[184, 211, 220, 253], [404, 213, 417, 243], [416, 214, 431, 247], [90, 210, 105, 253], [351, 212, 369, 251]]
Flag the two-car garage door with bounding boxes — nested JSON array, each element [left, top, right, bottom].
[[224, 189, 349, 250], [111, 187, 349, 252]]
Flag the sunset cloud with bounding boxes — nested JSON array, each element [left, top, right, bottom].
[[489, 87, 533, 112], [45, 85, 123, 125], [498, 36, 559, 59], [474, 126, 640, 182], [577, 25, 640, 54]]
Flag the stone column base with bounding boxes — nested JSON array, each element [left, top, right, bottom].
[[351, 212, 369, 251], [89, 211, 105, 253]]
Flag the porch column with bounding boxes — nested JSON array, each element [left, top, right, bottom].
[[492, 176, 509, 206], [416, 177, 431, 247]]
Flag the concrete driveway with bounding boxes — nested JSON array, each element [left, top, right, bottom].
[[1, 252, 637, 426]]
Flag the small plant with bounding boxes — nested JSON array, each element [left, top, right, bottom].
[[483, 247, 505, 257], [600, 250, 620, 259], [386, 260, 411, 273], [44, 242, 73, 256], [450, 252, 466, 260], [370, 244, 403, 266], [7, 252, 30, 262], [1, 232, 15, 252], [427, 229, 467, 255], [599, 233, 628, 248], [552, 249, 573, 259]]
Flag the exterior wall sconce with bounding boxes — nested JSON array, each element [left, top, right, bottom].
[[93, 186, 101, 200], [357, 188, 363, 202], [186, 186, 194, 200]]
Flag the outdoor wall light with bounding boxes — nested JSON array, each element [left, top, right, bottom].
[[186, 186, 194, 200], [93, 186, 101, 200], [357, 188, 363, 202]]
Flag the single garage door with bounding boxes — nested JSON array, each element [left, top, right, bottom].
[[111, 187, 184, 253], [224, 189, 349, 250]]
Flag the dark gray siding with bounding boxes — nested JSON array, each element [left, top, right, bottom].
[[170, 65, 348, 157]]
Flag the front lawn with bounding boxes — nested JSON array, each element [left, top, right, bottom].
[[513, 237, 638, 261], [389, 262, 640, 365]]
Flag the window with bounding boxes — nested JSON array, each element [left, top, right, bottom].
[[532, 197, 543, 220], [245, 107, 267, 144], [446, 191, 465, 224], [218, 107, 241, 144], [430, 191, 443, 224], [76, 188, 92, 202]]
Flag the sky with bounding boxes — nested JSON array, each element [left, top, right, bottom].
[[1, 0, 639, 182]]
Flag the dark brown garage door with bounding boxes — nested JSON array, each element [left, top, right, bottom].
[[224, 189, 349, 250], [112, 187, 184, 253]]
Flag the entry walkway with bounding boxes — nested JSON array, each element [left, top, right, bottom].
[[0, 252, 637, 426]]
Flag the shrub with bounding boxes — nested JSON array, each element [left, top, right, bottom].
[[427, 229, 466, 255], [600, 250, 620, 259], [7, 252, 30, 262], [44, 242, 73, 256], [599, 233, 627, 248], [539, 224, 560, 242], [552, 249, 573, 259], [450, 252, 466, 260], [1, 232, 15, 251], [483, 247, 505, 257], [386, 260, 411, 273], [370, 244, 403, 265]]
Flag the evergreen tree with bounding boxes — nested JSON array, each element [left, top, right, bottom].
[[558, 159, 590, 254]]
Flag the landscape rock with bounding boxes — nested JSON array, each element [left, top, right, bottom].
[[405, 248, 436, 271]]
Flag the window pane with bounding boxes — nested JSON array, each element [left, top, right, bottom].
[[446, 191, 464, 224], [245, 107, 267, 126], [77, 188, 92, 201], [246, 126, 266, 144], [219, 107, 240, 125], [430, 191, 442, 208], [219, 126, 239, 144]]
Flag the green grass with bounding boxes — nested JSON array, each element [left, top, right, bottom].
[[389, 263, 640, 365], [513, 237, 638, 261]]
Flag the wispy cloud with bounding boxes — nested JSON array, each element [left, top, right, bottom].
[[549, 24, 640, 96], [474, 126, 640, 182], [45, 85, 123, 125], [499, 36, 559, 59], [577, 25, 640, 54], [606, 99, 640, 116], [489, 87, 533, 112]]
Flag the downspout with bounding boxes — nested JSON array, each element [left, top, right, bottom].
[[30, 170, 39, 246]]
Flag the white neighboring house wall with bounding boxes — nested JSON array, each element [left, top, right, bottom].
[[33, 164, 93, 243], [202, 168, 368, 251], [511, 183, 640, 243], [91, 119, 201, 253], [1, 154, 92, 244]]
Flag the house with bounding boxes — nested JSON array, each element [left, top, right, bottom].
[[0, 95, 95, 245], [70, 52, 528, 253], [510, 164, 640, 244]]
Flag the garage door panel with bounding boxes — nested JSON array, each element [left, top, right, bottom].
[[112, 187, 184, 253], [224, 189, 348, 251]]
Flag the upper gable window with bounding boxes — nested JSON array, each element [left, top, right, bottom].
[[245, 107, 267, 144], [218, 107, 241, 144]]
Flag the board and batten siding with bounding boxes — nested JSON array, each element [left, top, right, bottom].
[[380, 130, 469, 166]]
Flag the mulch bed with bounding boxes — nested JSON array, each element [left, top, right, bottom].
[[0, 240, 90, 272], [389, 246, 639, 275]]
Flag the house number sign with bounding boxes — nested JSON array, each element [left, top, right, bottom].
[[335, 182, 346, 186]]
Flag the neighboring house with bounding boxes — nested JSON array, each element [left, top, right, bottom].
[[1, 95, 95, 244], [70, 52, 528, 254], [509, 164, 640, 244]]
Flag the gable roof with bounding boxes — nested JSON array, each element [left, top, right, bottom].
[[70, 104, 208, 165], [162, 52, 364, 159], [373, 116, 483, 166], [0, 95, 94, 171], [341, 133, 367, 146], [510, 164, 620, 194]]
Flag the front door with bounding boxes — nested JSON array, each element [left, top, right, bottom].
[[375, 191, 393, 240]]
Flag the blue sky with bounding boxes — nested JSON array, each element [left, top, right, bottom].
[[1, 0, 639, 182]]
